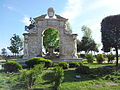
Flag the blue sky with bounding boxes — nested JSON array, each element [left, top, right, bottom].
[[0, 0, 120, 54]]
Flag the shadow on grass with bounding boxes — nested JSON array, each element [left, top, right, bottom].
[[42, 64, 120, 83], [84, 63, 115, 68], [64, 65, 119, 82]]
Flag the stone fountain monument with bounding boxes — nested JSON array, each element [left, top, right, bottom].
[[23, 8, 78, 60]]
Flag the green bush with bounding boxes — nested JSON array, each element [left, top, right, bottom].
[[69, 62, 83, 68], [53, 62, 59, 67], [58, 62, 69, 69], [85, 54, 94, 63], [96, 54, 105, 64], [75, 65, 90, 74], [25, 57, 53, 68], [107, 52, 115, 63], [19, 64, 44, 89], [53, 66, 64, 90], [3, 62, 22, 72]]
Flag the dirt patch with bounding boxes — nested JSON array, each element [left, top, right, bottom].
[[93, 84, 103, 87], [106, 82, 118, 86]]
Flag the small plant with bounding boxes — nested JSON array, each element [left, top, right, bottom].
[[80, 54, 85, 58], [85, 54, 94, 63], [107, 52, 115, 63], [53, 66, 64, 90], [0, 56, 2, 60], [75, 65, 90, 74], [25, 57, 53, 68], [96, 54, 105, 64], [58, 62, 69, 69], [77, 54, 81, 58], [3, 62, 22, 72]]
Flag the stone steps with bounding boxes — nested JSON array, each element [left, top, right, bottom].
[[52, 58, 83, 63]]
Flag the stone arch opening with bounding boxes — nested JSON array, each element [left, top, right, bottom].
[[42, 27, 60, 59]]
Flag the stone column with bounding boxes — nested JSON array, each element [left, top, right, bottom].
[[23, 33, 29, 59], [37, 28, 43, 56]]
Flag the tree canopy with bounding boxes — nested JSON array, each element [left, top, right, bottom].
[[77, 26, 99, 53], [101, 14, 120, 67], [1, 48, 7, 56], [43, 28, 59, 52], [81, 25, 92, 38]]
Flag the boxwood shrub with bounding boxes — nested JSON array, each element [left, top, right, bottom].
[[3, 62, 22, 72], [75, 65, 90, 74], [85, 54, 94, 63], [107, 52, 115, 63], [58, 62, 69, 69], [96, 54, 105, 64], [25, 57, 53, 68]]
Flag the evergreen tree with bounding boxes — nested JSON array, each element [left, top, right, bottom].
[[1, 48, 7, 56], [7, 34, 23, 56], [77, 26, 99, 54]]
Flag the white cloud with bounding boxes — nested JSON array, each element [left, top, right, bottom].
[[80, 0, 120, 45], [7, 6, 15, 11], [89, 0, 120, 15], [3, 4, 16, 11], [22, 16, 31, 26], [61, 0, 82, 23]]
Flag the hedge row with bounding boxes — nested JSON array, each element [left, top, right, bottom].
[[25, 57, 53, 68]]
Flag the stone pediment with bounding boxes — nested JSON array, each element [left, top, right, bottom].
[[34, 14, 68, 22], [55, 14, 68, 21], [34, 8, 68, 22], [34, 14, 47, 21]]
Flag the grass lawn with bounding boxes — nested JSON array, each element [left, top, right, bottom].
[[60, 68, 120, 90], [7, 58, 18, 61], [0, 63, 120, 90], [84, 63, 115, 68], [39, 63, 120, 90]]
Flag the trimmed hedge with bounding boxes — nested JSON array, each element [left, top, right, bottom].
[[3, 62, 22, 72], [75, 65, 90, 74], [25, 57, 53, 68], [58, 62, 69, 69]]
